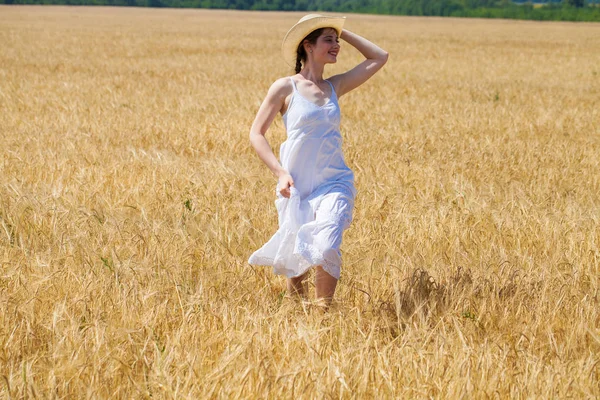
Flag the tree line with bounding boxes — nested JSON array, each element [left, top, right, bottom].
[[3, 0, 600, 22]]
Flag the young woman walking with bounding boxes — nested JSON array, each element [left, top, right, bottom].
[[248, 14, 388, 305]]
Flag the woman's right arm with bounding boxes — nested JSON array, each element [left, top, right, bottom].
[[249, 78, 295, 198]]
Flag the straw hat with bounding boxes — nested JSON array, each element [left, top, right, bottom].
[[281, 14, 346, 68]]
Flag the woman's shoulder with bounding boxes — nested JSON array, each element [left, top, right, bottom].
[[325, 75, 342, 94], [267, 76, 295, 101], [270, 76, 295, 91]]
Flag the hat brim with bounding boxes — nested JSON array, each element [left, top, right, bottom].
[[281, 15, 346, 68]]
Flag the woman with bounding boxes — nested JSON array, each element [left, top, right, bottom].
[[248, 14, 388, 305]]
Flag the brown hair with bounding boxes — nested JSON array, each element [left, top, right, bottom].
[[295, 28, 325, 74]]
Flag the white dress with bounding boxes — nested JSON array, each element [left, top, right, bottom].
[[248, 77, 356, 280]]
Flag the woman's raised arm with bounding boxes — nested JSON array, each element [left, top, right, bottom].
[[331, 29, 388, 98]]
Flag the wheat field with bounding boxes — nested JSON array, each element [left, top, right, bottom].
[[1, 5, 599, 398]]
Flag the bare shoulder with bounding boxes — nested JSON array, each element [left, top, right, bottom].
[[326, 75, 343, 95], [268, 77, 294, 100], [266, 76, 295, 115]]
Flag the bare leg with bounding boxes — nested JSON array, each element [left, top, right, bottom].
[[314, 266, 338, 306], [287, 271, 308, 298]]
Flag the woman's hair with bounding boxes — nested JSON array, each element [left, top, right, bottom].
[[295, 28, 325, 74]]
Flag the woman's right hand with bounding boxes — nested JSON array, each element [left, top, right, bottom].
[[277, 173, 295, 198]]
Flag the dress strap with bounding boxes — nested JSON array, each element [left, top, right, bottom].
[[324, 79, 337, 98], [289, 77, 298, 92]]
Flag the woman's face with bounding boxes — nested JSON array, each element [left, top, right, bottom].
[[309, 28, 340, 64]]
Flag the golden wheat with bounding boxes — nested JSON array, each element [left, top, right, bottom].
[[1, 5, 599, 398]]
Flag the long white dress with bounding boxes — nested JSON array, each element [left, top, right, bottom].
[[248, 77, 356, 280]]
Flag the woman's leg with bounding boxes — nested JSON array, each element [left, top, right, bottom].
[[287, 271, 308, 297], [315, 266, 337, 304], [303, 188, 351, 306]]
